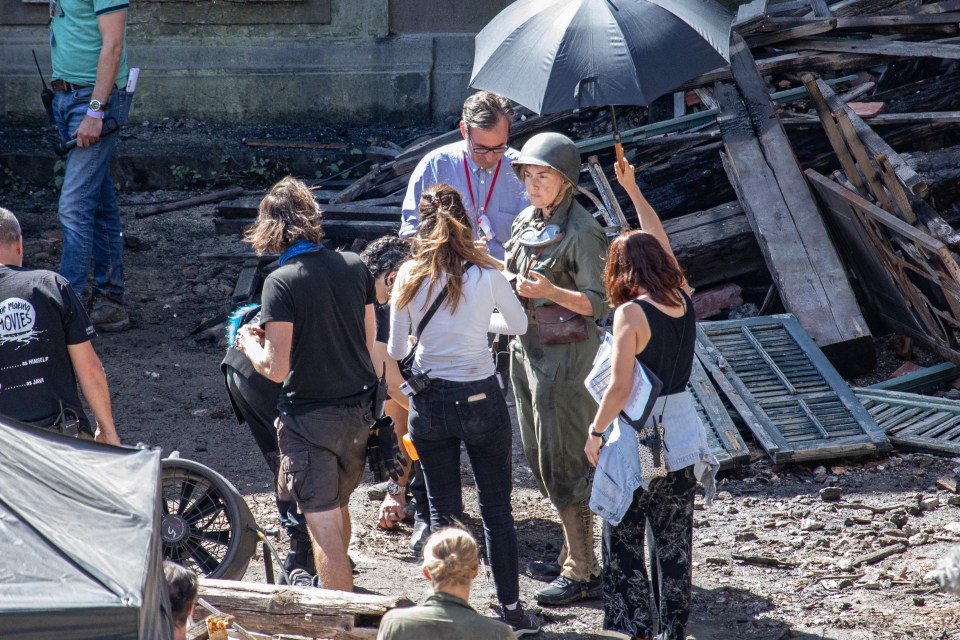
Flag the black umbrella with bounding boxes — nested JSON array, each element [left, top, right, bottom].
[[470, 0, 733, 166]]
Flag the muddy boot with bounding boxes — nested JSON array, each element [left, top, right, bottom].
[[536, 501, 601, 606], [87, 292, 130, 332], [528, 541, 565, 581]]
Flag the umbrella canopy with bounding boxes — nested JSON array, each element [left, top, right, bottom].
[[470, 0, 733, 114]]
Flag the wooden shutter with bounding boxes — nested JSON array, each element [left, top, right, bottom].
[[687, 358, 750, 469], [696, 315, 890, 462], [856, 388, 960, 456]]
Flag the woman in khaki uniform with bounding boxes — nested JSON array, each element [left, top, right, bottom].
[[505, 132, 608, 606]]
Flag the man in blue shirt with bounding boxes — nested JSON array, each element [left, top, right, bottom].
[[399, 91, 529, 261]]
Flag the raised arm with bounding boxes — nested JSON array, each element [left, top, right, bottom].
[[614, 161, 691, 294]]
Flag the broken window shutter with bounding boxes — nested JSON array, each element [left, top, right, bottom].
[[687, 358, 750, 469], [695, 315, 890, 463], [856, 388, 960, 457]]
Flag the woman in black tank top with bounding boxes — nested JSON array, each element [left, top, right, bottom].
[[584, 162, 701, 640]]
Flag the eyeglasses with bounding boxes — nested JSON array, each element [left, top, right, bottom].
[[467, 129, 508, 156]]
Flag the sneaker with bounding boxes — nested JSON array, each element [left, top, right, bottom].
[[535, 574, 602, 606], [286, 568, 317, 588], [367, 481, 389, 502], [501, 604, 542, 637], [527, 560, 562, 582], [409, 516, 430, 556], [87, 293, 130, 332]]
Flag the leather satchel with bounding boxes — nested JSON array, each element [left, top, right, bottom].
[[536, 304, 589, 345]]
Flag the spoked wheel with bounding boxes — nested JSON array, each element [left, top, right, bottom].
[[160, 457, 259, 580]]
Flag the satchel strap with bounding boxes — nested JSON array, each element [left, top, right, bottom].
[[412, 263, 476, 339]]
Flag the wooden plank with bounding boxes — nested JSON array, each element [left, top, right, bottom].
[[801, 73, 865, 194], [198, 579, 410, 639], [866, 362, 960, 392], [828, 0, 915, 17], [663, 202, 765, 290], [857, 388, 960, 455], [815, 77, 927, 196], [746, 19, 837, 47], [677, 51, 883, 92], [875, 154, 917, 223], [688, 358, 751, 470], [218, 198, 399, 222], [809, 0, 833, 16], [232, 259, 261, 302], [832, 108, 895, 212], [805, 169, 960, 363], [696, 315, 890, 463], [789, 35, 960, 59], [215, 218, 399, 240], [720, 33, 871, 365], [774, 13, 960, 27]]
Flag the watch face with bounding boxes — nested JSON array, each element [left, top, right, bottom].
[[386, 480, 400, 495], [89, 99, 103, 111]]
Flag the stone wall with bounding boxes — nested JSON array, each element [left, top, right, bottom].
[[0, 0, 510, 125]]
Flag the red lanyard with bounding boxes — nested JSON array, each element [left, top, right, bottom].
[[463, 154, 501, 222]]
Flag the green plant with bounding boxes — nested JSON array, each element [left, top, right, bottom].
[[170, 164, 204, 187], [49, 159, 66, 190], [1, 166, 27, 192]]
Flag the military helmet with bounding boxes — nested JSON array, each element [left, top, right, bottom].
[[512, 132, 581, 185]]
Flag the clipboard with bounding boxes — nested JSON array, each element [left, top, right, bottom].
[[584, 334, 663, 431]]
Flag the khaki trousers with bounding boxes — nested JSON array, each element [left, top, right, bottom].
[[557, 500, 599, 581]]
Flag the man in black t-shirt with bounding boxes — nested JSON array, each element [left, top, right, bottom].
[[236, 178, 377, 592], [0, 207, 119, 444]]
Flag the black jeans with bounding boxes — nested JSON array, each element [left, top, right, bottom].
[[408, 375, 519, 606]]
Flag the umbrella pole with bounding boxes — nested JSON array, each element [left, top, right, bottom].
[[611, 106, 626, 173]]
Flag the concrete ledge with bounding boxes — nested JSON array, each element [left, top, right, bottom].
[[1, 32, 477, 125]]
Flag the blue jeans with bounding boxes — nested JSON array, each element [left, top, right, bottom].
[[408, 375, 519, 605], [53, 85, 129, 300]]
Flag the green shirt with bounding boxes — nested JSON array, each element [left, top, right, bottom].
[[50, 0, 129, 88], [377, 592, 515, 640]]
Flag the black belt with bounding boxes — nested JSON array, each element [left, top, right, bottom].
[[51, 79, 90, 92]]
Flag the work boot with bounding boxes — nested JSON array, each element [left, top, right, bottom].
[[87, 292, 130, 332], [527, 560, 562, 582], [536, 500, 600, 605], [535, 574, 602, 605], [285, 568, 318, 588]]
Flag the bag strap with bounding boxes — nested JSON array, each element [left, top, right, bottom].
[[412, 263, 476, 339]]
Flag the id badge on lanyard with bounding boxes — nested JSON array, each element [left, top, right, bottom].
[[464, 155, 501, 241]]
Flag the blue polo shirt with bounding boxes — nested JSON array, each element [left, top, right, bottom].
[[50, 0, 129, 88]]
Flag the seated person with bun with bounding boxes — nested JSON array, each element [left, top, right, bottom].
[[377, 528, 517, 640]]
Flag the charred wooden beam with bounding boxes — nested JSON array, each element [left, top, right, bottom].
[[718, 33, 871, 362]]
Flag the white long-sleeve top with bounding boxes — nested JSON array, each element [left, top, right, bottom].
[[387, 262, 528, 382]]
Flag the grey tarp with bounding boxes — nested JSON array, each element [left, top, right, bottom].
[[0, 416, 172, 640]]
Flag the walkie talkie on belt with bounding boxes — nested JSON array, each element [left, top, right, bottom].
[[32, 49, 54, 125]]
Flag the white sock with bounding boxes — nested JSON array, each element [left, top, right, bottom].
[[505, 601, 519, 611]]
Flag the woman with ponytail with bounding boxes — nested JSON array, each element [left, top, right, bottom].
[[387, 184, 539, 636], [377, 528, 513, 639]]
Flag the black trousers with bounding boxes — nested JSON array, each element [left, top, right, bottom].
[[601, 466, 697, 640], [223, 365, 313, 571]]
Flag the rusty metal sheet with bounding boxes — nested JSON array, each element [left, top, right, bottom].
[[696, 315, 890, 463], [688, 358, 750, 470], [856, 388, 960, 456]]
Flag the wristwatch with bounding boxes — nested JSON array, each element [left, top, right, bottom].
[[88, 99, 105, 112], [386, 480, 404, 496]]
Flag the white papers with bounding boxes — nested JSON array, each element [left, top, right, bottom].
[[584, 334, 658, 424]]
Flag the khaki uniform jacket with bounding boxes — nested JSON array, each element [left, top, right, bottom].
[[376, 592, 515, 640]]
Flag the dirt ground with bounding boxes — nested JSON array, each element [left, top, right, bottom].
[[5, 171, 960, 639]]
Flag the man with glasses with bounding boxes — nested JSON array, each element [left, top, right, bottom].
[[400, 91, 529, 261]]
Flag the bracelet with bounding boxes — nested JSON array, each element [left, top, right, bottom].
[[86, 108, 105, 120], [590, 430, 605, 438]]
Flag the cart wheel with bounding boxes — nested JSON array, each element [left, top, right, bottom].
[[160, 457, 258, 580]]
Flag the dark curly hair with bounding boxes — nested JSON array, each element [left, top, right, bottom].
[[360, 235, 411, 278]]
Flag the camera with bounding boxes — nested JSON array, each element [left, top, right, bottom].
[[400, 370, 432, 397]]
